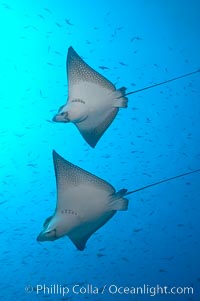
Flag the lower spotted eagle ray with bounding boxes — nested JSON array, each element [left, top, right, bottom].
[[37, 151, 200, 251], [52, 46, 200, 147]]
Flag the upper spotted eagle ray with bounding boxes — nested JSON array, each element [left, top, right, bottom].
[[53, 46, 200, 147], [37, 151, 200, 251]]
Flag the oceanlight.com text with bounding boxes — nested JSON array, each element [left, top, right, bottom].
[[25, 283, 194, 297]]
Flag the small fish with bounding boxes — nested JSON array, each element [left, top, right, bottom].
[[43, 8, 52, 14], [133, 228, 143, 233], [65, 19, 73, 26], [54, 51, 62, 56], [55, 22, 62, 27], [15, 133, 24, 138], [96, 253, 105, 257], [27, 163, 37, 168], [2, 3, 12, 9], [121, 257, 129, 262], [38, 14, 45, 20], [99, 66, 110, 70], [24, 25, 38, 31], [0, 201, 8, 206], [130, 36, 142, 42], [119, 61, 128, 66]]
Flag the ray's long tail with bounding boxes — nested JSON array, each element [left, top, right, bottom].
[[126, 169, 200, 195], [121, 69, 200, 98]]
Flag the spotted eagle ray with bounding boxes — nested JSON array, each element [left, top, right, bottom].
[[37, 151, 200, 251], [52, 46, 200, 147]]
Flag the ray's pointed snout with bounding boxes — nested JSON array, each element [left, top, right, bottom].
[[52, 112, 70, 123], [37, 228, 57, 242], [52, 115, 58, 122], [36, 232, 44, 242]]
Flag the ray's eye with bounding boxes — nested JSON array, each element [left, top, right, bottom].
[[60, 112, 68, 118], [46, 229, 56, 236]]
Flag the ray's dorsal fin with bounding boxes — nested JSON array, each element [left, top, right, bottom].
[[126, 169, 200, 195], [68, 211, 116, 251], [122, 69, 200, 98]]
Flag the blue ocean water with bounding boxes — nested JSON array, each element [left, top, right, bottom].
[[0, 0, 200, 300]]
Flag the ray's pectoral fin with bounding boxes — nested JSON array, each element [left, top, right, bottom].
[[75, 108, 119, 147], [68, 211, 116, 251], [68, 189, 128, 251]]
